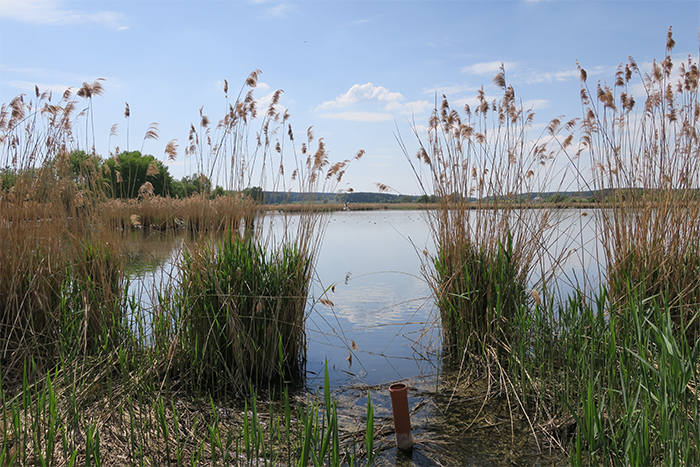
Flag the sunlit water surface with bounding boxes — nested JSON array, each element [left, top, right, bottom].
[[126, 208, 598, 466]]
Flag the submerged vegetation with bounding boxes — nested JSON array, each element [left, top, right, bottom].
[[1, 28, 699, 465]]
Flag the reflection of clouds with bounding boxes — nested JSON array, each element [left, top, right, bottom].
[[316, 273, 432, 329]]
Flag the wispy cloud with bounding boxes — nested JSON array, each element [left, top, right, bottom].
[[343, 17, 376, 28], [462, 61, 516, 75], [5, 80, 73, 96], [316, 83, 431, 121], [1, 0, 129, 29], [253, 1, 294, 18], [423, 83, 480, 98], [317, 111, 394, 123], [523, 69, 579, 84], [523, 99, 549, 110]]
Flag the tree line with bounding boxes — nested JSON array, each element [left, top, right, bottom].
[[0, 150, 225, 200]]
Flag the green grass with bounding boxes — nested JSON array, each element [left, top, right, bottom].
[[169, 231, 311, 397], [435, 233, 527, 357], [0, 358, 377, 466]]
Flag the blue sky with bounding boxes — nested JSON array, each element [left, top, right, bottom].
[[1, 0, 698, 194]]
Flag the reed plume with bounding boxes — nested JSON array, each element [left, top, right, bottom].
[[580, 27, 700, 334]]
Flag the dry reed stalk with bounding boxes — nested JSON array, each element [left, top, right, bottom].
[[146, 72, 364, 396], [579, 27, 700, 331], [401, 66, 578, 356], [0, 83, 129, 384]]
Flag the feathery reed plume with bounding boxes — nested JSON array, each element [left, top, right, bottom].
[[141, 122, 159, 152], [580, 28, 700, 335], [155, 71, 364, 396], [400, 69, 577, 357], [164, 138, 178, 162]]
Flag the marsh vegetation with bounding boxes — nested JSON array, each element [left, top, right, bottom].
[[1, 29, 699, 466]]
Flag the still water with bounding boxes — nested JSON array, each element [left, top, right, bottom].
[[126, 208, 598, 466], [305, 209, 439, 390]]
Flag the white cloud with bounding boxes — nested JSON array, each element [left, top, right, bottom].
[[5, 80, 73, 96], [343, 18, 375, 28], [523, 99, 549, 110], [386, 99, 433, 115], [255, 88, 287, 116], [523, 69, 579, 84], [462, 61, 517, 75], [263, 3, 293, 18], [315, 83, 432, 121], [423, 83, 480, 98], [1, 0, 129, 29], [318, 111, 394, 123], [317, 83, 404, 111]]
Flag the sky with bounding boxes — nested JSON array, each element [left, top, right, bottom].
[[1, 0, 698, 195]]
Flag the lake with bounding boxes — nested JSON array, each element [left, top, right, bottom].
[[126, 208, 598, 465]]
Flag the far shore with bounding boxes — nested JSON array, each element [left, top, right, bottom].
[[266, 201, 601, 212]]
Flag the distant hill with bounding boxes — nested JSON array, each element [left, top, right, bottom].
[[259, 190, 599, 205], [262, 191, 418, 204]]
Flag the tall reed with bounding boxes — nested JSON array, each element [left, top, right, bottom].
[[0, 82, 128, 383], [175, 232, 311, 396], [155, 72, 363, 396], [1, 73, 372, 465], [579, 27, 700, 334], [498, 32, 700, 464], [402, 69, 577, 357]]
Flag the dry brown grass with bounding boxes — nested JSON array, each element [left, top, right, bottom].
[[401, 66, 577, 355], [579, 27, 700, 331]]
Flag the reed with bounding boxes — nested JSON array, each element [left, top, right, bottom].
[[0, 70, 375, 466], [0, 84, 130, 384], [173, 232, 311, 396], [579, 27, 700, 335], [402, 69, 577, 357], [495, 31, 700, 464], [0, 355, 377, 466]]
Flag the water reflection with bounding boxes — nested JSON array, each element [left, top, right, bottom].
[[122, 209, 602, 387], [306, 210, 439, 389], [122, 208, 597, 465]]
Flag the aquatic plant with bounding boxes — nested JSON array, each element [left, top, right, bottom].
[[579, 26, 700, 334], [174, 232, 311, 396], [401, 67, 577, 357]]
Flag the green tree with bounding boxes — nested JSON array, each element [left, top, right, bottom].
[[170, 173, 213, 198], [104, 151, 174, 198], [65, 150, 102, 189], [242, 186, 264, 203]]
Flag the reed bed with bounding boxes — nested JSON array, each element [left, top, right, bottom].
[[0, 357, 377, 466], [401, 66, 577, 357], [407, 29, 700, 465], [100, 193, 257, 232], [0, 72, 375, 465], [170, 232, 311, 397], [580, 28, 700, 334]]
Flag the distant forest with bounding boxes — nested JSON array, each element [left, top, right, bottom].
[[259, 190, 598, 205]]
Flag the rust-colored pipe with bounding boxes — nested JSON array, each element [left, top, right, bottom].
[[389, 383, 413, 450]]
